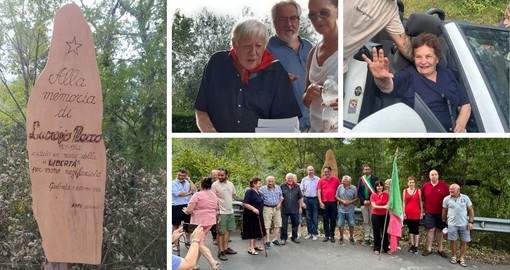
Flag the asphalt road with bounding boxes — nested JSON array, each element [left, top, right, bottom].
[[173, 231, 508, 270]]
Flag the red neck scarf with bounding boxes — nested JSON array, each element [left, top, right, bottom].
[[287, 181, 296, 189], [230, 48, 276, 84]]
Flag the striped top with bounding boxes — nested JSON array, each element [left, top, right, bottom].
[[259, 185, 282, 206]]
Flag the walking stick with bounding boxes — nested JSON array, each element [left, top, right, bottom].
[[379, 208, 389, 261], [257, 214, 268, 257]]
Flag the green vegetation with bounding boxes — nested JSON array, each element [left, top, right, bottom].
[[0, 0, 166, 268], [403, 0, 507, 24], [172, 138, 510, 251]]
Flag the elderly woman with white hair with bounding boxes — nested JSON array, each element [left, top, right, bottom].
[[279, 173, 303, 245], [194, 18, 302, 132]]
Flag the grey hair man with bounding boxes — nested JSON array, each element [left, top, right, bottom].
[[259, 176, 284, 248], [335, 175, 358, 245], [267, 0, 313, 131], [442, 184, 474, 267], [280, 173, 303, 244]]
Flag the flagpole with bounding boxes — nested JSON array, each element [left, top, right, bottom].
[[379, 208, 389, 261], [379, 149, 399, 261]]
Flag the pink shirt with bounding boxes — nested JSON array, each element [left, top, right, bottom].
[[189, 190, 218, 226], [318, 176, 340, 202]]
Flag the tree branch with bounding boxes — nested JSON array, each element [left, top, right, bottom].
[[0, 108, 24, 129], [0, 69, 27, 122]]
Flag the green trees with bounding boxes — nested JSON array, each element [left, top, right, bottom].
[[172, 138, 510, 220], [0, 0, 63, 155], [0, 0, 166, 268], [0, 0, 166, 172], [87, 0, 167, 171], [171, 9, 235, 114]]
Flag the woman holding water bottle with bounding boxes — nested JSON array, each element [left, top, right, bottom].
[[302, 0, 338, 132]]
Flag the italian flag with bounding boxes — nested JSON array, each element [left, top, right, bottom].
[[387, 154, 403, 253]]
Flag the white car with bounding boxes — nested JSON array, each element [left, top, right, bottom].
[[344, 8, 510, 133]]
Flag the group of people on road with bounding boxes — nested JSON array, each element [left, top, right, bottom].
[[355, 166, 475, 267], [172, 168, 241, 270], [172, 165, 475, 269], [194, 0, 338, 133]]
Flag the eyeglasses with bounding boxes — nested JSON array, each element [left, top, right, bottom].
[[276, 16, 300, 23], [308, 9, 331, 21]]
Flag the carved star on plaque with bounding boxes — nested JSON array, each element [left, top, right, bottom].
[[66, 37, 82, 55]]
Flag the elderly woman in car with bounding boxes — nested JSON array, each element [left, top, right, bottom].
[[194, 18, 301, 132], [362, 32, 471, 132]]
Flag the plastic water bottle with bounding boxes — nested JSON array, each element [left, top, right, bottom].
[[321, 75, 338, 132], [442, 226, 448, 238]]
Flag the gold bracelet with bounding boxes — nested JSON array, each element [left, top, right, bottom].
[[191, 239, 200, 244]]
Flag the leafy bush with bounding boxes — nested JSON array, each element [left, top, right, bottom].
[[172, 112, 199, 133], [0, 152, 166, 269], [404, 0, 505, 25]]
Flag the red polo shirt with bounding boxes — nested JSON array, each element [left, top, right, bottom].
[[318, 176, 340, 202], [421, 180, 449, 214]]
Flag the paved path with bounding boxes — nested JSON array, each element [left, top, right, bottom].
[[174, 231, 508, 270]]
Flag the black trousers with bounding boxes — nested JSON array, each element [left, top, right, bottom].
[[372, 213, 389, 252], [281, 212, 300, 240], [323, 202, 337, 238]]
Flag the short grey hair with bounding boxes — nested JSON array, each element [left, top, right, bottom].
[[231, 17, 269, 45], [271, 0, 302, 23], [285, 173, 297, 181]]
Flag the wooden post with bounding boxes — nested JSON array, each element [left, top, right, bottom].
[[323, 149, 338, 177], [26, 3, 106, 265]]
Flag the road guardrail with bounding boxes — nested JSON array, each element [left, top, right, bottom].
[[233, 202, 510, 233]]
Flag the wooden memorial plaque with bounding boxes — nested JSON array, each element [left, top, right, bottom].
[[323, 149, 338, 178], [26, 4, 106, 264]]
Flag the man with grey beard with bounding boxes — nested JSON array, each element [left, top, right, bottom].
[[267, 0, 313, 132]]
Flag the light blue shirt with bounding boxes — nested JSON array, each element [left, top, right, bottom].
[[172, 255, 182, 270], [267, 35, 313, 129], [259, 185, 282, 206], [172, 179, 192, 206], [336, 184, 358, 213], [300, 175, 320, 197]]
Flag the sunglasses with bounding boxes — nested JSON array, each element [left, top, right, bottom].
[[308, 9, 331, 21]]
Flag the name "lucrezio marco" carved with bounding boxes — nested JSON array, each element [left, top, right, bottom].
[[28, 121, 102, 144]]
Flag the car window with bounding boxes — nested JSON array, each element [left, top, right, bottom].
[[462, 26, 510, 126]]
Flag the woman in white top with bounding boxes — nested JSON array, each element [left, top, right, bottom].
[[302, 0, 338, 132]]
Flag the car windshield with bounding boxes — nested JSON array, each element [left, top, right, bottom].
[[462, 26, 510, 126]]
